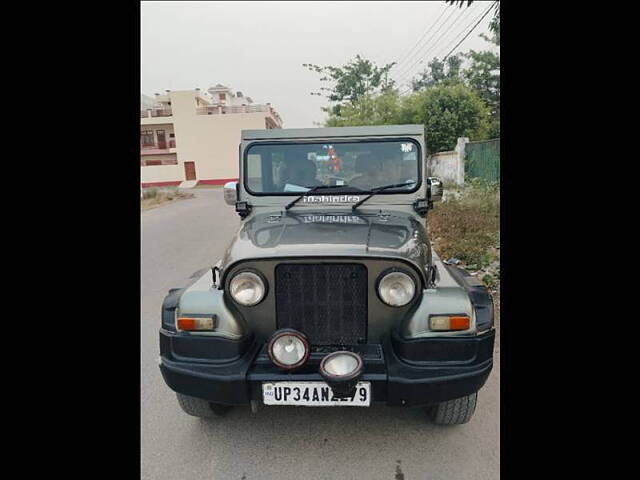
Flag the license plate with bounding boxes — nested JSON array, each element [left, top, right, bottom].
[[262, 381, 371, 407]]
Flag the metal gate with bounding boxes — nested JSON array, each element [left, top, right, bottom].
[[465, 139, 500, 182]]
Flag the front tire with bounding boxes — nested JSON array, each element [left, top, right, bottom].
[[426, 392, 477, 425], [176, 393, 232, 419]]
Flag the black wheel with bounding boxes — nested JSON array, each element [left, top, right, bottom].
[[426, 392, 477, 425], [176, 393, 232, 419]]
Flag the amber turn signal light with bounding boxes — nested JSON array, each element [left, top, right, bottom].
[[430, 315, 470, 331], [176, 317, 215, 331]]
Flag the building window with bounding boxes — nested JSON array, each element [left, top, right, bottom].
[[141, 130, 155, 147], [219, 93, 226, 101]]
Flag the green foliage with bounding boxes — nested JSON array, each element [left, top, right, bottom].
[[324, 83, 489, 153], [398, 84, 490, 153], [445, 0, 474, 7], [446, 0, 499, 46], [325, 90, 402, 127], [305, 1, 500, 144], [464, 49, 500, 118], [411, 55, 465, 91], [484, 3, 500, 46], [464, 176, 500, 193], [488, 116, 500, 139], [142, 188, 158, 199], [412, 2, 500, 132], [303, 55, 396, 116]]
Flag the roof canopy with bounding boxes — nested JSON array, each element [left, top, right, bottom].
[[242, 125, 424, 141]]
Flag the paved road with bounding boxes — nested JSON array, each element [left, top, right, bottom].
[[141, 189, 500, 480]]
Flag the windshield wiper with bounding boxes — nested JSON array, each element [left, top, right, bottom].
[[284, 184, 353, 210], [351, 181, 417, 211]]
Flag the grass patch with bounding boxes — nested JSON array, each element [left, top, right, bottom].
[[141, 187, 194, 210], [429, 178, 500, 289]]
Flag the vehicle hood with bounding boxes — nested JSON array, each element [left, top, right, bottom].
[[219, 209, 431, 282]]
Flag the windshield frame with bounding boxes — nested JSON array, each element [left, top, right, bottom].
[[242, 137, 422, 197]]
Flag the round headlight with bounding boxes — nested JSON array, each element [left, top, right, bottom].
[[267, 329, 310, 370], [377, 270, 416, 307], [229, 271, 266, 306]]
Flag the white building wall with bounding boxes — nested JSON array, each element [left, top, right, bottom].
[[141, 89, 281, 185], [427, 137, 468, 187], [140, 164, 183, 184]]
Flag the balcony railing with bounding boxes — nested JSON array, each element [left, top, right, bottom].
[[140, 108, 173, 118], [140, 141, 177, 155], [196, 104, 266, 115], [195, 104, 282, 123]]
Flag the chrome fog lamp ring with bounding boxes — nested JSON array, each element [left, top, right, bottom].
[[267, 329, 310, 370], [319, 351, 364, 398]]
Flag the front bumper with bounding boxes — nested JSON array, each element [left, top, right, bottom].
[[159, 329, 494, 407]]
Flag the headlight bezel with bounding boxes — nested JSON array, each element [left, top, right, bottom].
[[267, 328, 310, 370], [376, 267, 418, 307], [228, 269, 268, 306]]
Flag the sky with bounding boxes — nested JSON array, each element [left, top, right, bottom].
[[141, 1, 499, 128]]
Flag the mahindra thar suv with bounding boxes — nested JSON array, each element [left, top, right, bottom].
[[159, 125, 495, 425]]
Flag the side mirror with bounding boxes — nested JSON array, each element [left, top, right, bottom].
[[427, 177, 443, 202], [223, 181, 238, 206]]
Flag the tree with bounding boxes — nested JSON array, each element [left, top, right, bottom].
[[463, 50, 499, 115], [413, 1, 500, 137], [303, 55, 396, 116], [445, 0, 474, 7], [411, 54, 465, 91], [464, 6, 499, 136], [446, 1, 500, 45], [397, 84, 490, 153], [325, 90, 403, 127], [446, 0, 500, 39], [485, 2, 500, 45], [324, 83, 489, 153]]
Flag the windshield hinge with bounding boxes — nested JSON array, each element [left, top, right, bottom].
[[427, 264, 438, 288], [211, 266, 221, 288], [235, 201, 252, 219]]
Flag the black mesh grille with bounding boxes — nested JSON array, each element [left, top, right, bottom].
[[275, 263, 368, 345]]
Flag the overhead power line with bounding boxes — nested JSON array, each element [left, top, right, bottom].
[[392, 2, 478, 89], [442, 1, 496, 60], [396, 1, 497, 95], [392, 4, 463, 80], [387, 4, 449, 71], [432, 2, 492, 59]]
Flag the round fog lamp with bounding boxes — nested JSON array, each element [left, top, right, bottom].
[[319, 351, 364, 398], [267, 329, 310, 370]]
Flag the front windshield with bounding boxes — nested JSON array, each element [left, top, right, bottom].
[[245, 139, 420, 194]]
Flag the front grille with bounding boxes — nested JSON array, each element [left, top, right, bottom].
[[275, 263, 368, 345]]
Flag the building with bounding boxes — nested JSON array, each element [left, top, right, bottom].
[[141, 93, 156, 110], [140, 85, 283, 187]]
